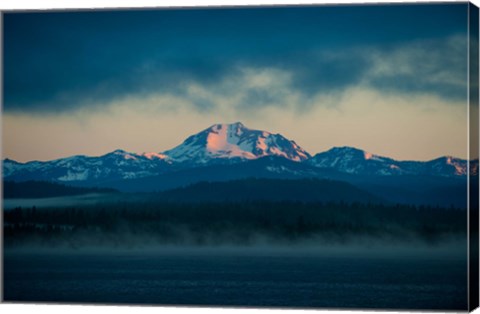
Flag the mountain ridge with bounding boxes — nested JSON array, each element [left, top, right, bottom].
[[3, 122, 476, 185], [156, 177, 382, 204]]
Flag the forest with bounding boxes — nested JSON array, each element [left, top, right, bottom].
[[4, 199, 466, 248]]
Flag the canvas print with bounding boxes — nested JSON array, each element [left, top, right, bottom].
[[2, 2, 479, 311]]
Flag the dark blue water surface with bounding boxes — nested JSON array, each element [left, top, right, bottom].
[[3, 247, 468, 310]]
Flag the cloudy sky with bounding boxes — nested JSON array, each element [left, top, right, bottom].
[[3, 3, 471, 162]]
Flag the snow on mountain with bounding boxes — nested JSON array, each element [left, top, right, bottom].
[[162, 122, 311, 164], [424, 156, 468, 177], [471, 160, 479, 176], [3, 158, 25, 178], [308, 146, 469, 177], [308, 147, 406, 175], [3, 123, 473, 184], [3, 122, 313, 183], [142, 152, 169, 160], [3, 149, 171, 183]]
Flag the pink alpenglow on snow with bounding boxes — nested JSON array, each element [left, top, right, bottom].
[[142, 152, 169, 160], [163, 122, 312, 163], [363, 151, 383, 161], [446, 156, 468, 176]]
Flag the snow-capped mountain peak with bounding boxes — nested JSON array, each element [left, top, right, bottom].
[[426, 156, 468, 176], [309, 146, 469, 177], [3, 125, 473, 185], [162, 122, 311, 163], [205, 122, 256, 158]]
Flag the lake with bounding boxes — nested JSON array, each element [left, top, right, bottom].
[[3, 246, 468, 310]]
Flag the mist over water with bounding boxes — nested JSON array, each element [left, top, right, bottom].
[[3, 193, 469, 310], [4, 192, 467, 249]]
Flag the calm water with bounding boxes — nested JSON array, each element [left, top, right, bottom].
[[3, 248, 468, 310]]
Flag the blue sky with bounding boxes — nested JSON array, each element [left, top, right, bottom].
[[3, 3, 472, 161]]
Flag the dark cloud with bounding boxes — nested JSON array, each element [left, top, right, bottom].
[[278, 50, 375, 98], [365, 35, 468, 101], [3, 4, 468, 114]]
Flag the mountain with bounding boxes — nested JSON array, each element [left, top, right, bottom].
[[163, 122, 311, 164], [2, 122, 475, 207], [308, 146, 470, 177], [94, 156, 334, 193], [156, 178, 382, 204], [3, 149, 171, 183], [3, 122, 312, 184], [95, 155, 467, 207]]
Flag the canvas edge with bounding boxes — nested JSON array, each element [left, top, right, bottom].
[[0, 1, 477, 312], [1, 8, 5, 305], [468, 1, 480, 312]]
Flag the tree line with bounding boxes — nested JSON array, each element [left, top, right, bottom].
[[3, 199, 466, 248]]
